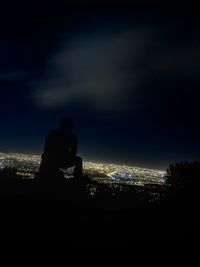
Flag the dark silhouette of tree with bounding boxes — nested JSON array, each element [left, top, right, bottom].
[[166, 161, 200, 190], [165, 161, 200, 212]]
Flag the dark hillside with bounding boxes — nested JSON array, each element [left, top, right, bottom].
[[0, 161, 199, 246]]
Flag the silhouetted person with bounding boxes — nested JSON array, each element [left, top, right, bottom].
[[39, 118, 83, 179]]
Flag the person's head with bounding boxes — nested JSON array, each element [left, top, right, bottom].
[[60, 117, 74, 132]]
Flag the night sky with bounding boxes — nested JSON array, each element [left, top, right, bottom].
[[0, 1, 199, 169]]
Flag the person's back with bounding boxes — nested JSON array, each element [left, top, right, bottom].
[[44, 129, 78, 166]]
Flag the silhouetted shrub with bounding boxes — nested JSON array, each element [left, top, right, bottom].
[[166, 161, 200, 190]]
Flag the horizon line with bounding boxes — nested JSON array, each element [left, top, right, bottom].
[[0, 150, 167, 171]]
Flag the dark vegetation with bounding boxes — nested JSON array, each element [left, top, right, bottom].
[[0, 161, 199, 246]]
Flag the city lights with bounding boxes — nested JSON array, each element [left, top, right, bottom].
[[0, 152, 166, 185]]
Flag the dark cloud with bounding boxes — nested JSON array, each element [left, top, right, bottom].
[[32, 27, 149, 111], [32, 19, 200, 115]]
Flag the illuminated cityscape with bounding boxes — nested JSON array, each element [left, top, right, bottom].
[[0, 151, 166, 186]]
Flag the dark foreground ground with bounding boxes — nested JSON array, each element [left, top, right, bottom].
[[0, 171, 199, 247]]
